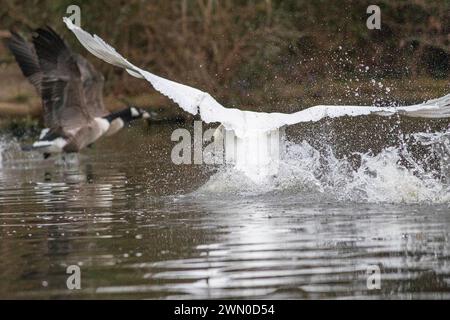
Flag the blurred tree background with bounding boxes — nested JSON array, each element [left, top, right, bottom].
[[0, 0, 448, 117]]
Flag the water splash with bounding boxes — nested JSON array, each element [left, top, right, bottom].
[[198, 132, 450, 204], [0, 136, 21, 168], [0, 136, 35, 167]]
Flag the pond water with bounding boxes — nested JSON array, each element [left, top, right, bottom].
[[0, 122, 449, 299]]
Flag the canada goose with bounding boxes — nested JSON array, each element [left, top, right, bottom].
[[7, 27, 150, 158], [65, 19, 449, 180]]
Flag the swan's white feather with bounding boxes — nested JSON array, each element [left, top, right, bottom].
[[64, 18, 449, 137]]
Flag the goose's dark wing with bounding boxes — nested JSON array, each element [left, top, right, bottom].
[[33, 26, 91, 129], [76, 56, 108, 118], [6, 31, 42, 93]]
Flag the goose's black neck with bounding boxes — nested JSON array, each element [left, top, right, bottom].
[[103, 107, 133, 123]]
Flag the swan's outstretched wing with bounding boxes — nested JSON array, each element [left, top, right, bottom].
[[398, 94, 450, 118], [63, 17, 212, 116], [64, 18, 449, 136]]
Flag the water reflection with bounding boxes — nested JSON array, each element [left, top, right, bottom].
[[0, 125, 450, 299], [122, 197, 450, 299]]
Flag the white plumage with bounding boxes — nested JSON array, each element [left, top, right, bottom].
[[63, 17, 449, 138], [32, 138, 68, 154]]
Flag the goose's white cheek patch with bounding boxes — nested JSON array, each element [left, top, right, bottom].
[[131, 107, 139, 117]]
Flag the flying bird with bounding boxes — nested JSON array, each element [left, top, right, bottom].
[[63, 17, 449, 139], [7, 27, 150, 158], [63, 18, 450, 181]]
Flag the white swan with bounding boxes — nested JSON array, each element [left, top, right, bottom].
[[63, 17, 449, 181], [63, 18, 450, 134]]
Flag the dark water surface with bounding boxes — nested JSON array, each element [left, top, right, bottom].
[[1, 124, 449, 299]]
